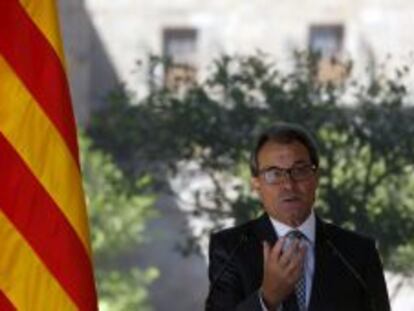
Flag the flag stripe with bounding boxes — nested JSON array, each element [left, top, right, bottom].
[[0, 0, 97, 309], [0, 291, 16, 311], [0, 0, 79, 166], [18, 0, 65, 64], [0, 57, 91, 255], [0, 134, 97, 311], [0, 211, 77, 311]]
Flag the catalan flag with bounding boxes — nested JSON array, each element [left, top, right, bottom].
[[0, 1, 97, 310]]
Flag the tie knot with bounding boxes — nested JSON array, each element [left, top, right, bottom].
[[286, 230, 305, 240], [282, 230, 305, 252]]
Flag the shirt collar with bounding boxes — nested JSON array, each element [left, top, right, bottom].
[[269, 210, 316, 244]]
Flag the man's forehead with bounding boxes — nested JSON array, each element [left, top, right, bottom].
[[259, 140, 309, 154], [258, 141, 311, 164]]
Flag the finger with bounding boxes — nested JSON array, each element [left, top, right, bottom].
[[292, 240, 305, 260], [267, 238, 284, 265], [280, 239, 300, 266], [288, 252, 304, 272], [286, 244, 307, 273], [292, 242, 307, 266], [272, 237, 285, 258], [298, 243, 307, 259], [263, 241, 270, 265], [287, 264, 303, 284], [284, 260, 302, 283]]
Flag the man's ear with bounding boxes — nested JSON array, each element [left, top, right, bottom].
[[251, 176, 261, 193], [315, 168, 320, 186]]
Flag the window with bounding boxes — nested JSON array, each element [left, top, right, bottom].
[[309, 25, 347, 82], [163, 28, 197, 91], [309, 25, 344, 58]]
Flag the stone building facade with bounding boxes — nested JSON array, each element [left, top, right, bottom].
[[58, 1, 414, 310], [59, 0, 414, 126]]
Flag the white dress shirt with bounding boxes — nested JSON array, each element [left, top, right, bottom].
[[260, 211, 316, 310]]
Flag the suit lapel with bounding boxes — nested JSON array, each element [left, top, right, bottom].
[[308, 216, 333, 311], [251, 213, 278, 245], [242, 214, 277, 294]]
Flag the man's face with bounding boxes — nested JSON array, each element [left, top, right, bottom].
[[251, 140, 319, 227]]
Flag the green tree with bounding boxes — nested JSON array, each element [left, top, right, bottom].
[[88, 52, 414, 276], [79, 133, 158, 311]]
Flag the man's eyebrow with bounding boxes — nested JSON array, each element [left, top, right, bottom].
[[260, 161, 311, 171], [292, 160, 310, 165]]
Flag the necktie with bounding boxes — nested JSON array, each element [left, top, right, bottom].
[[284, 230, 307, 311]]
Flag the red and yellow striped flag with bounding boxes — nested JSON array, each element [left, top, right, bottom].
[[0, 1, 97, 310]]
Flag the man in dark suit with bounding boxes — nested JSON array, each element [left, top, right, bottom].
[[206, 122, 390, 311]]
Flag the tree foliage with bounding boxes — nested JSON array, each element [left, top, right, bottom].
[[80, 134, 158, 310], [88, 52, 414, 274]]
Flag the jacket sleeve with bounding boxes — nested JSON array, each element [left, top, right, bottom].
[[205, 232, 264, 311]]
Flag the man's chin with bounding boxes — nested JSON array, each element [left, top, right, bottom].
[[278, 203, 309, 226], [280, 200, 306, 214]]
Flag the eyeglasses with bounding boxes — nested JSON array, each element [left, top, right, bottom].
[[258, 164, 317, 185]]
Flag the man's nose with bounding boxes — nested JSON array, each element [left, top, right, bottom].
[[280, 172, 295, 189]]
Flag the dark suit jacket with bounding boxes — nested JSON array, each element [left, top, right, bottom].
[[206, 213, 390, 311]]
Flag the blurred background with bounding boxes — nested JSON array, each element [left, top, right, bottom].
[[58, 0, 414, 310]]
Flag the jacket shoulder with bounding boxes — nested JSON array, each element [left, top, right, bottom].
[[210, 218, 260, 249], [322, 220, 376, 251]]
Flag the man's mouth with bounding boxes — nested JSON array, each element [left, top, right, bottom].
[[281, 195, 300, 203]]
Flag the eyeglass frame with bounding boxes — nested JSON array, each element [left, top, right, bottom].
[[258, 163, 318, 185]]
